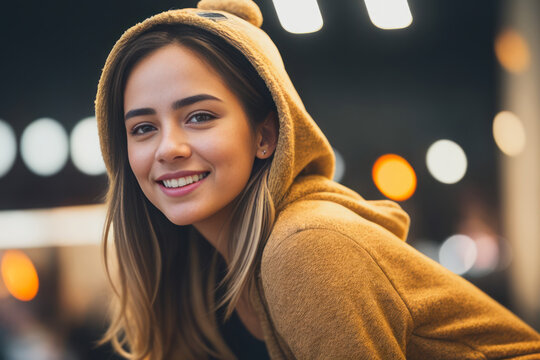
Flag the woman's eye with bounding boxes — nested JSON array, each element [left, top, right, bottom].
[[131, 124, 155, 135], [188, 112, 216, 124]]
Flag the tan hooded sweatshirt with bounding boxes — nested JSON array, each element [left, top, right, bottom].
[[95, 0, 540, 358]]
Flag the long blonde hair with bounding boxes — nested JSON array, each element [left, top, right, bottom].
[[97, 24, 277, 360]]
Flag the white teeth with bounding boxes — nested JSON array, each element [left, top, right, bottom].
[[162, 172, 208, 188]]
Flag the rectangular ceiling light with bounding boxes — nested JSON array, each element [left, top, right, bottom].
[[364, 0, 413, 30], [272, 0, 324, 34]]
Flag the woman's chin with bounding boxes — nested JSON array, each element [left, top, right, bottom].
[[164, 213, 196, 226]]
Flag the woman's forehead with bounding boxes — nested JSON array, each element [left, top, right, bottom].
[[123, 44, 234, 111]]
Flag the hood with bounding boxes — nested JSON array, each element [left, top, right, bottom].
[[95, 0, 410, 241]]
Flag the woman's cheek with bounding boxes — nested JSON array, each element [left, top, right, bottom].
[[196, 135, 228, 164], [128, 143, 154, 178]]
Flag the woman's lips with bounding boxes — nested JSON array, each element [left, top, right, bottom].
[[155, 170, 209, 182], [157, 172, 209, 197]]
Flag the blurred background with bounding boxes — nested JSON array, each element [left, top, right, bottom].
[[0, 0, 539, 358]]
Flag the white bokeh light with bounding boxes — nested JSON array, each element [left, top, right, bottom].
[[332, 147, 346, 183], [468, 233, 500, 277], [272, 0, 323, 34], [70, 116, 106, 175], [426, 139, 468, 184], [493, 111, 526, 156], [20, 118, 69, 176], [0, 120, 17, 178], [439, 234, 477, 275], [364, 0, 413, 30]]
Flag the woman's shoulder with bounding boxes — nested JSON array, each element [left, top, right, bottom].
[[275, 176, 411, 242], [259, 204, 540, 359], [260, 201, 408, 310], [264, 197, 408, 264]]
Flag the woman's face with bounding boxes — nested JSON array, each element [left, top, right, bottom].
[[123, 43, 260, 233]]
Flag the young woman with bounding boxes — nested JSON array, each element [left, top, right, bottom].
[[95, 1, 540, 359]]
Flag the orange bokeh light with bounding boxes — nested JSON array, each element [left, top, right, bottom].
[[372, 154, 417, 201], [495, 28, 530, 73], [1, 250, 39, 301]]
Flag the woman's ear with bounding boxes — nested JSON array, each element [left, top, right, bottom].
[[255, 111, 279, 159]]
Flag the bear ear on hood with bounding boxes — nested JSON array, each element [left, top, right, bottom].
[[197, 0, 263, 27]]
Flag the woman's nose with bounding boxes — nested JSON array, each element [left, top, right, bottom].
[[155, 125, 192, 163]]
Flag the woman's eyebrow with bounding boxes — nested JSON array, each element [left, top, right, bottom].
[[124, 93, 222, 121]]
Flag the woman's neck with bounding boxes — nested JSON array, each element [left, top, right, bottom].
[[192, 200, 236, 265]]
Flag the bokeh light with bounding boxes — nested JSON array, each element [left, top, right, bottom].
[[493, 111, 526, 156], [372, 154, 416, 201], [0, 119, 17, 178], [21, 118, 69, 176], [1, 250, 39, 301], [0, 205, 106, 249], [333, 147, 346, 183], [439, 234, 477, 275], [70, 116, 106, 175], [426, 139, 467, 184], [495, 28, 530, 73], [272, 0, 323, 34], [469, 233, 500, 277], [364, 0, 413, 30]]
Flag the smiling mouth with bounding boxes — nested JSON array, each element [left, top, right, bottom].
[[159, 172, 210, 189]]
